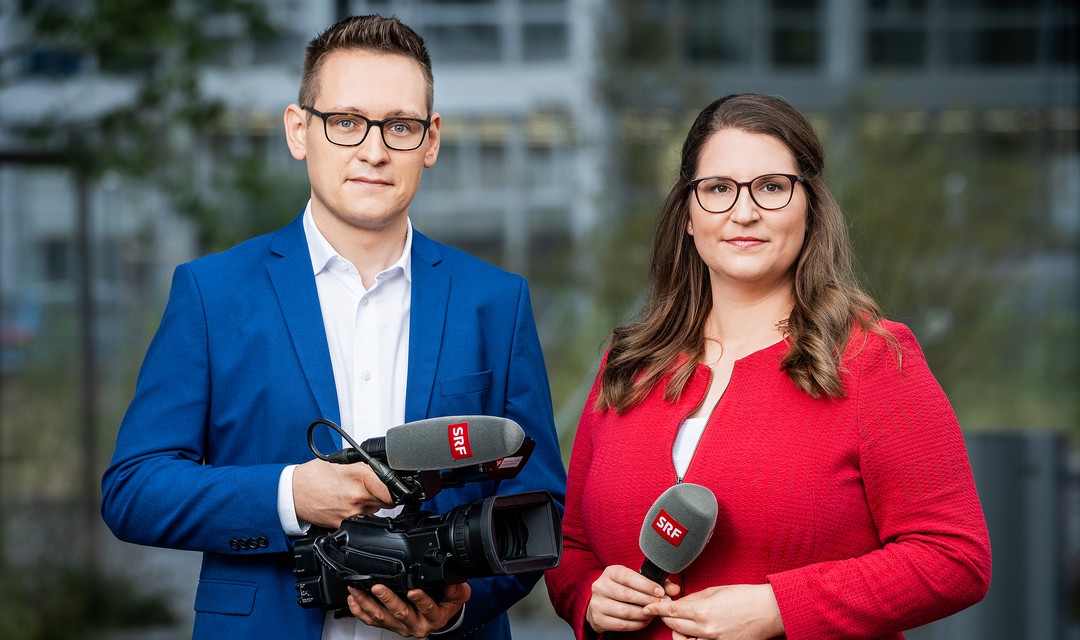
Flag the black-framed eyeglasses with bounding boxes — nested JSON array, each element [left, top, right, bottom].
[[689, 173, 806, 213], [302, 106, 431, 151]]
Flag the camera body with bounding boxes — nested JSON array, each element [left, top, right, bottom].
[[293, 490, 561, 615], [292, 430, 562, 618]]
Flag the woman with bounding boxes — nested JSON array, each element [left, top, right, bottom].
[[545, 94, 991, 640]]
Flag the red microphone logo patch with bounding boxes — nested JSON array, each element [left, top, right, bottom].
[[449, 422, 473, 461], [651, 509, 686, 547]]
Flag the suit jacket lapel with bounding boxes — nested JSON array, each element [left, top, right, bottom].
[[406, 231, 449, 421], [266, 214, 340, 427]]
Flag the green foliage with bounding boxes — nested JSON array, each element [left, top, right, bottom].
[[835, 123, 1078, 431], [7, 0, 282, 248], [169, 148, 309, 253], [15, 0, 276, 71]]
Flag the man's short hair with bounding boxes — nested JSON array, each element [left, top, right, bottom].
[[299, 14, 434, 113]]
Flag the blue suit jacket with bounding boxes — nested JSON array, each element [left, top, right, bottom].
[[101, 214, 567, 639]]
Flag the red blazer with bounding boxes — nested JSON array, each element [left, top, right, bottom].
[[546, 321, 990, 639]]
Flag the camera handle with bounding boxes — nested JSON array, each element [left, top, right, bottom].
[[311, 534, 375, 584], [307, 418, 422, 503]]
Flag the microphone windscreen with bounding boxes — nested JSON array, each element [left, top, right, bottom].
[[384, 415, 526, 471], [638, 483, 717, 575]]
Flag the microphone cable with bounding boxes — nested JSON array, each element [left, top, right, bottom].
[[306, 418, 421, 503]]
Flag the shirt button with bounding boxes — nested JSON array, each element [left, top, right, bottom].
[[361, 370, 372, 381], [361, 298, 369, 307]]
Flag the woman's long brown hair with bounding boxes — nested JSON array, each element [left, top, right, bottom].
[[597, 93, 893, 413]]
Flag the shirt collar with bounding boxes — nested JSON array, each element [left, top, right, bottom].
[[302, 201, 413, 284]]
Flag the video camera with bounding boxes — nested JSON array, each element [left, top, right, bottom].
[[292, 416, 562, 618]]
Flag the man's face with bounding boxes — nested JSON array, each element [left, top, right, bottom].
[[285, 49, 440, 237]]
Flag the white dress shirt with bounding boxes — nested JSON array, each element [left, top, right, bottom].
[[278, 202, 414, 640]]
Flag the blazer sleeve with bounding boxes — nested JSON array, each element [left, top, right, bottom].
[[545, 361, 607, 640], [445, 277, 569, 639], [100, 264, 292, 555], [767, 323, 992, 638]]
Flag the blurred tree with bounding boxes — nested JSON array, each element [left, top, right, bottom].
[[535, 0, 701, 447], [0, 0, 296, 598], [6, 0, 269, 164], [837, 121, 1079, 431], [3, 0, 296, 246]]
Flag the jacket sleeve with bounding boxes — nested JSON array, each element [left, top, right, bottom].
[[545, 361, 607, 640], [100, 264, 292, 555], [767, 323, 992, 638], [444, 277, 569, 639]]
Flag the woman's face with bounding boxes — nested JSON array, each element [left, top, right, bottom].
[[687, 128, 808, 294]]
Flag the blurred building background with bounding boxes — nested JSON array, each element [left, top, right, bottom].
[[0, 0, 1076, 638]]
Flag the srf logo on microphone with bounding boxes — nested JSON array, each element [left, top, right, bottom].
[[652, 509, 686, 547], [449, 422, 473, 460]]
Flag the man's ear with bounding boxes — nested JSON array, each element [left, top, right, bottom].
[[423, 112, 441, 169], [284, 104, 308, 161]]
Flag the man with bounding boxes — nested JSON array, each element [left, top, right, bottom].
[[101, 15, 566, 640]]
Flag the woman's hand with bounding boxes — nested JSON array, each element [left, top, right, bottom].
[[643, 583, 784, 640], [585, 565, 680, 634]]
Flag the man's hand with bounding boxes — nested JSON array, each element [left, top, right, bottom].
[[346, 583, 471, 638], [585, 564, 680, 635], [292, 458, 395, 529]]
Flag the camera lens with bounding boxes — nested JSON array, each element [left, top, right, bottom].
[[492, 512, 529, 560], [448, 500, 489, 574], [444, 491, 561, 576]]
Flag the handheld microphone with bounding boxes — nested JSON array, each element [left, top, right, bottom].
[[361, 415, 526, 471], [604, 484, 718, 639], [637, 483, 717, 585]]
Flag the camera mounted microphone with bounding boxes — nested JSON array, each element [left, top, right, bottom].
[[307, 416, 535, 505], [637, 483, 717, 585], [362, 415, 526, 471]]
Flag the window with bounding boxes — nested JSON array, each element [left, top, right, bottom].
[[869, 0, 927, 10], [423, 142, 459, 193], [479, 144, 508, 188], [684, 0, 754, 64], [867, 28, 927, 68], [945, 27, 1039, 67], [40, 238, 71, 283], [23, 49, 84, 78], [424, 24, 501, 62], [769, 0, 821, 68], [867, 0, 928, 70], [523, 22, 568, 61], [770, 28, 819, 67]]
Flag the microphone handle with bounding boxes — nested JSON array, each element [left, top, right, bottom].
[[598, 559, 669, 639], [639, 558, 669, 586]]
